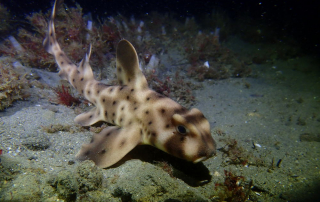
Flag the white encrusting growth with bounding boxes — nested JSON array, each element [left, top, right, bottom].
[[9, 36, 24, 52]]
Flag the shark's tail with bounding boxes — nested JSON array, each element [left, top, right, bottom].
[[43, 0, 63, 54], [43, 0, 94, 84]]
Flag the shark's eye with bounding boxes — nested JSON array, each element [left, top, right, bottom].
[[177, 125, 187, 134]]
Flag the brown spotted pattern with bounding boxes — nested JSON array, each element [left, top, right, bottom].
[[43, 0, 216, 168]]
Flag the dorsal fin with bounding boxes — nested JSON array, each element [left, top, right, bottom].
[[116, 39, 148, 90], [78, 44, 94, 80]]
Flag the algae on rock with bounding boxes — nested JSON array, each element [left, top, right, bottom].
[[0, 60, 30, 111]]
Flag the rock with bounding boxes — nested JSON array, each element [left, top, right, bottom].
[[110, 161, 207, 201], [76, 160, 103, 194], [22, 132, 51, 151], [0, 173, 41, 201], [53, 170, 78, 201]]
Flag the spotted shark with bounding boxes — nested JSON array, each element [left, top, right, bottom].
[[43, 0, 216, 168]]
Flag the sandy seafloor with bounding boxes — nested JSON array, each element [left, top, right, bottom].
[[0, 36, 320, 202]]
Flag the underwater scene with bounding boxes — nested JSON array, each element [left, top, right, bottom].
[[0, 0, 319, 201]]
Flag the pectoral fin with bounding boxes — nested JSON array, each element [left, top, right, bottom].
[[76, 126, 142, 168], [74, 107, 101, 126]]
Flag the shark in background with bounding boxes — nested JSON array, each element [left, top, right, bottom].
[[43, 0, 216, 168]]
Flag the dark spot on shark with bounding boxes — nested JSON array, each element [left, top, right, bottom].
[[113, 101, 116, 105], [100, 149, 106, 154], [128, 78, 131, 82], [72, 79, 75, 82], [97, 83, 110, 87], [146, 97, 150, 101], [61, 61, 64, 65], [197, 149, 208, 158], [127, 96, 130, 100], [166, 124, 170, 128], [120, 140, 126, 147], [118, 67, 122, 72], [106, 132, 111, 136], [121, 107, 124, 111], [131, 88, 134, 92], [161, 109, 165, 114], [145, 110, 149, 114], [89, 115, 93, 118], [148, 121, 152, 125], [97, 90, 100, 94], [90, 138, 94, 143], [87, 90, 90, 95], [174, 107, 187, 115], [77, 70, 80, 74], [165, 137, 184, 159], [84, 151, 91, 156], [105, 111, 108, 116], [184, 112, 206, 125], [102, 98, 105, 102], [112, 113, 115, 117], [80, 78, 84, 81], [110, 88, 114, 92]]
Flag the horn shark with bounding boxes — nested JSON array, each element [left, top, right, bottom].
[[43, 0, 216, 168]]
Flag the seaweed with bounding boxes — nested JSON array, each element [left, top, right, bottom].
[[0, 61, 30, 111], [0, 4, 116, 72], [218, 138, 249, 166], [218, 137, 265, 167], [145, 70, 198, 108], [214, 170, 251, 202], [53, 84, 81, 106]]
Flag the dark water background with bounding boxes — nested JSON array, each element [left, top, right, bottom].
[[1, 0, 319, 55]]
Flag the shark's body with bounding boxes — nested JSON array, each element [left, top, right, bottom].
[[43, 0, 216, 168]]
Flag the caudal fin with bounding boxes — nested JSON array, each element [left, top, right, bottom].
[[43, 0, 63, 54]]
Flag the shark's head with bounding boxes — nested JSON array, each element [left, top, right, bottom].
[[163, 108, 216, 163]]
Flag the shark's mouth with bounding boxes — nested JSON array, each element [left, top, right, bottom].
[[193, 156, 208, 163]]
